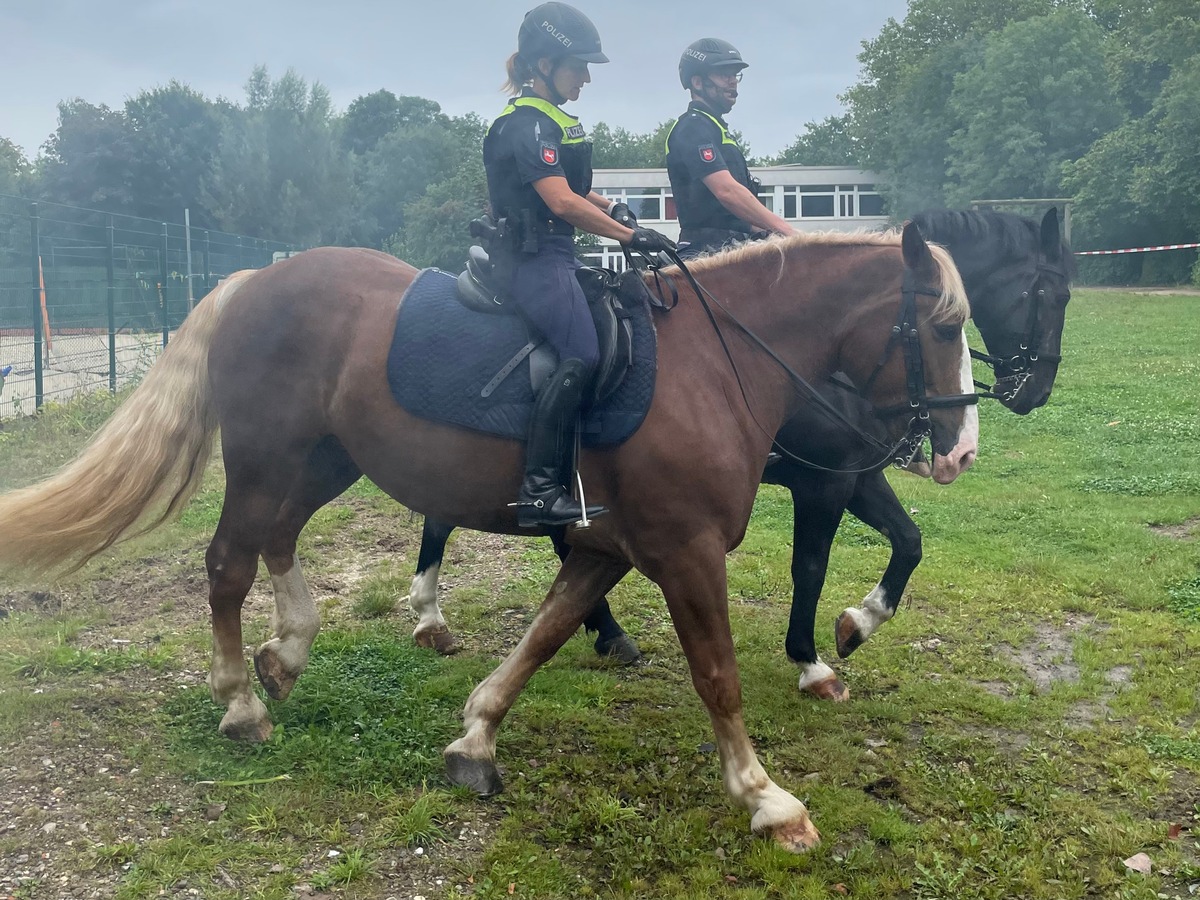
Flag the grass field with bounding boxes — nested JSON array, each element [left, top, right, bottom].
[[1, 289, 1198, 900]]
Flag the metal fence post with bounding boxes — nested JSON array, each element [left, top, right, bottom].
[[159, 222, 169, 349], [28, 201, 44, 410], [106, 215, 117, 394], [202, 230, 212, 292]]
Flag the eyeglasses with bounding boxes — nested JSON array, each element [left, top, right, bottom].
[[709, 71, 743, 84]]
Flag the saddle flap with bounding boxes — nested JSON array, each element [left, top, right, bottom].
[[576, 268, 635, 406]]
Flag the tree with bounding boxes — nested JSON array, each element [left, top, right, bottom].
[[846, 0, 1060, 159], [589, 122, 673, 169], [943, 9, 1120, 205], [342, 90, 447, 156], [386, 159, 488, 270], [1089, 0, 1200, 116], [844, 0, 1063, 214], [123, 81, 227, 227], [768, 115, 860, 167], [203, 67, 352, 245], [346, 111, 488, 249], [37, 100, 136, 212], [0, 138, 31, 195], [1065, 52, 1200, 283]]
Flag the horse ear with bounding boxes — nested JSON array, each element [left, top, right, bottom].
[[1040, 208, 1061, 260], [901, 220, 935, 278]]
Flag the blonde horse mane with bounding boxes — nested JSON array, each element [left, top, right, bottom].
[[672, 230, 970, 324]]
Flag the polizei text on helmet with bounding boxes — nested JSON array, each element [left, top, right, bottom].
[[541, 21, 572, 47]]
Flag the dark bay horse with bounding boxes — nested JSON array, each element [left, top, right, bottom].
[[403, 208, 1073, 697], [0, 226, 972, 850]]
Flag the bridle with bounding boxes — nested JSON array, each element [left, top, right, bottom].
[[636, 249, 978, 475], [858, 268, 979, 467], [969, 253, 1067, 403]]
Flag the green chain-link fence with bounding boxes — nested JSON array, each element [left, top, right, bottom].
[[0, 194, 298, 419]]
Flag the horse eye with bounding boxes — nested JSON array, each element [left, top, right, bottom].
[[933, 324, 961, 342]]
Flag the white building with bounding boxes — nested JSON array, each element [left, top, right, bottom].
[[584, 165, 888, 268]]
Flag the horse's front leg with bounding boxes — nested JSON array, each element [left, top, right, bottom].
[[783, 477, 852, 702], [406, 517, 460, 655], [655, 544, 819, 852], [835, 470, 921, 658], [443, 548, 632, 795]]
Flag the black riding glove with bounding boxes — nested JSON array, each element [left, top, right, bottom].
[[628, 227, 676, 255], [609, 202, 638, 229]]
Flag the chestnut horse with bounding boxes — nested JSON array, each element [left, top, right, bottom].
[[0, 225, 971, 850]]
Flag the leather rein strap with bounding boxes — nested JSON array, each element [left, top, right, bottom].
[[643, 250, 977, 475]]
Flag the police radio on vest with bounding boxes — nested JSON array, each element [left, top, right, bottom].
[[541, 21, 572, 47]]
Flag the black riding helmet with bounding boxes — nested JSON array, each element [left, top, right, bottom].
[[679, 37, 748, 90], [518, 2, 609, 65]]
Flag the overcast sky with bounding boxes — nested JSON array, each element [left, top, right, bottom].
[[1, 0, 908, 161]]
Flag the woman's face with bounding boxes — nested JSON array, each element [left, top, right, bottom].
[[540, 57, 591, 103]]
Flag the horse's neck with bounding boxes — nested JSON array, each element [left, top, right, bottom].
[[654, 251, 848, 427]]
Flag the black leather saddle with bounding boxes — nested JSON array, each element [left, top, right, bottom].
[[455, 245, 636, 406]]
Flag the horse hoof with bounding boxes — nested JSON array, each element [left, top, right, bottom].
[[415, 627, 460, 656], [835, 612, 866, 659], [219, 710, 274, 744], [595, 633, 643, 666], [445, 751, 504, 796], [803, 675, 849, 703], [254, 646, 297, 701], [770, 815, 821, 853]]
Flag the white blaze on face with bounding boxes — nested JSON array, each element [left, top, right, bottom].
[[931, 330, 979, 485]]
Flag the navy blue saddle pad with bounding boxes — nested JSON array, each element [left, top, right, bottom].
[[387, 268, 656, 447]]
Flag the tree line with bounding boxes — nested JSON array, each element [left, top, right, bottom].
[[1, 0, 1196, 282]]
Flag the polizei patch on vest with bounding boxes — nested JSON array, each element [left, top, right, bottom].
[[699, 144, 716, 162], [540, 143, 558, 165], [564, 124, 586, 141]]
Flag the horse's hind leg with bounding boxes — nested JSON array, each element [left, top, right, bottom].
[[444, 548, 631, 795], [255, 436, 363, 701], [551, 531, 642, 665], [785, 481, 851, 702], [206, 452, 301, 741], [406, 518, 461, 655]]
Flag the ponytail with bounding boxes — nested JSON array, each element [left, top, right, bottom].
[[503, 53, 535, 96]]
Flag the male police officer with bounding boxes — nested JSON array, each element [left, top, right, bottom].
[[666, 38, 795, 257]]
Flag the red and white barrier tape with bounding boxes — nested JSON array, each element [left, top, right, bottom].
[[1075, 242, 1200, 256]]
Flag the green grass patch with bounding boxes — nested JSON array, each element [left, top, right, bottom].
[[0, 290, 1199, 898]]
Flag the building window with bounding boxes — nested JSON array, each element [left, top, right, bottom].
[[801, 194, 835, 218], [859, 193, 885, 216], [596, 187, 665, 222]]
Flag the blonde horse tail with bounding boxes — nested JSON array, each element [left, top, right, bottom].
[[0, 270, 256, 577]]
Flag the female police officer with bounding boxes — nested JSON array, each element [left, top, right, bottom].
[[485, 2, 675, 527]]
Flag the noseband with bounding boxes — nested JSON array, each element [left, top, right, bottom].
[[970, 254, 1067, 403]]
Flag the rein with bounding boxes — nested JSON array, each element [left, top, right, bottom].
[[641, 248, 976, 475]]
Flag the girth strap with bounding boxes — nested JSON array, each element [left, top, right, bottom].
[[482, 340, 538, 398]]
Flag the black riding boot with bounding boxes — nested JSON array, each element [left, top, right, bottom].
[[516, 358, 609, 528]]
